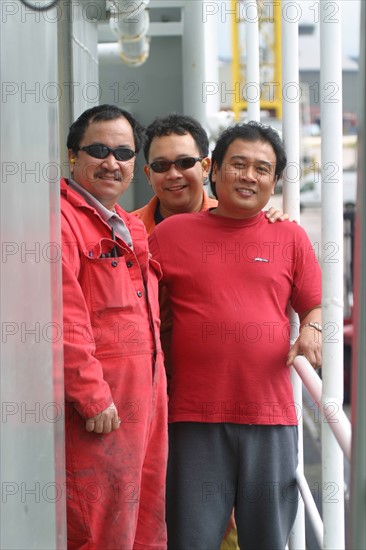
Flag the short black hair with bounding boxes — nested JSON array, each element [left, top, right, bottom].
[[67, 104, 145, 154], [143, 113, 209, 161], [209, 121, 287, 198]]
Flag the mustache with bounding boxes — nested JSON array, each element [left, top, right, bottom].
[[94, 169, 123, 181]]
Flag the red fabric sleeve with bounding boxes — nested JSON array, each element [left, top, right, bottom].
[[62, 216, 113, 419]]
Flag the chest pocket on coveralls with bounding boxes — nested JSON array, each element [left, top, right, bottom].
[[81, 238, 138, 314]]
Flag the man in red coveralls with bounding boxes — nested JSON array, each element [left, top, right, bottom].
[[149, 122, 322, 549], [61, 104, 167, 549]]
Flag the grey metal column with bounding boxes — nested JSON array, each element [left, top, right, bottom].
[[57, 0, 103, 178], [58, 0, 75, 180], [350, 1, 366, 548], [0, 1, 65, 548]]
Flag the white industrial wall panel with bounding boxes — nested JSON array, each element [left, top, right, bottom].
[[0, 1, 65, 548]]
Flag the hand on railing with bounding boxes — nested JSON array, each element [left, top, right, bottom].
[[286, 325, 322, 369]]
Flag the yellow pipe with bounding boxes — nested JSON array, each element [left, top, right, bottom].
[[273, 0, 282, 119], [231, 0, 241, 120], [231, 0, 283, 120]]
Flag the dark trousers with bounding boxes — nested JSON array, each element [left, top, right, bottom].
[[166, 423, 298, 550]]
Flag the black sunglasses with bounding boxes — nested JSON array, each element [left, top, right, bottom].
[[149, 157, 203, 173], [78, 143, 136, 162]]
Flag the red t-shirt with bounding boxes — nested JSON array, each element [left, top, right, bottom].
[[149, 210, 321, 425]]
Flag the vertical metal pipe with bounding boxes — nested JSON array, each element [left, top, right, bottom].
[[202, 0, 221, 121], [182, 0, 220, 128], [58, 0, 74, 179], [244, 0, 260, 121], [350, 1, 366, 547], [281, 2, 305, 547], [320, 1, 345, 548], [281, 0, 301, 219], [231, 0, 241, 121], [273, 1, 283, 120]]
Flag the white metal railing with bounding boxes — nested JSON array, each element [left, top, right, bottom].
[[319, 1, 346, 547], [293, 356, 352, 547], [293, 356, 352, 462], [281, 3, 305, 547], [280, 0, 348, 547], [296, 470, 324, 548]]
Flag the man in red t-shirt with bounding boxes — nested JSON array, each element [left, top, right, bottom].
[[149, 121, 322, 549], [132, 114, 288, 376], [132, 114, 288, 549]]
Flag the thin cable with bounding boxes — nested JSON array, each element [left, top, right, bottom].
[[19, 0, 60, 12]]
